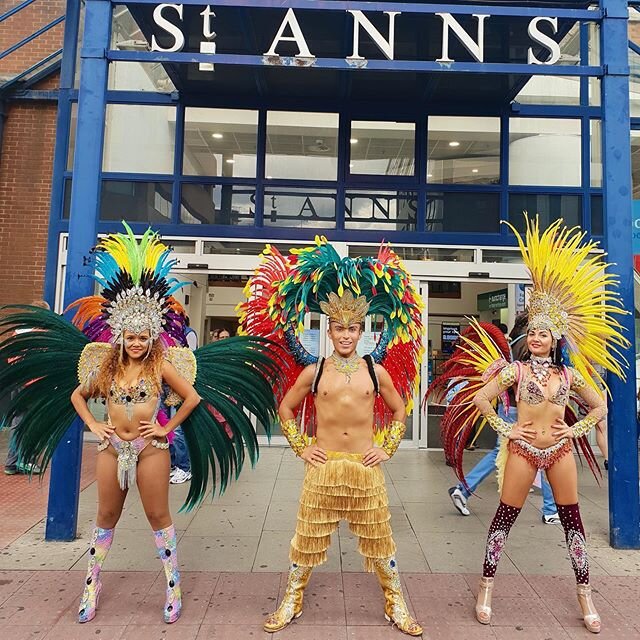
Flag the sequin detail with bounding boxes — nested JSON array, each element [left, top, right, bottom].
[[558, 504, 590, 584], [482, 501, 521, 578], [381, 420, 406, 457], [264, 563, 313, 632], [572, 416, 598, 439], [78, 526, 114, 623], [154, 525, 182, 624], [509, 438, 572, 470], [485, 413, 513, 438], [280, 418, 309, 456], [164, 347, 197, 406]]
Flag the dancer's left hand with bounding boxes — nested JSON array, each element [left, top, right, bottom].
[[362, 447, 390, 467], [551, 417, 573, 441], [139, 420, 168, 438]]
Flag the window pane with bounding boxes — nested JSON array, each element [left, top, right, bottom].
[[591, 120, 602, 188], [509, 118, 581, 187], [264, 187, 336, 229], [103, 104, 176, 174], [180, 183, 255, 225], [508, 193, 581, 232], [67, 102, 78, 170], [100, 181, 172, 222], [427, 116, 500, 184], [591, 195, 603, 236], [108, 61, 175, 92], [426, 192, 500, 233], [266, 112, 338, 180], [345, 189, 416, 231], [514, 76, 580, 106], [348, 246, 474, 261], [184, 108, 258, 178], [350, 121, 415, 176], [62, 178, 73, 219]]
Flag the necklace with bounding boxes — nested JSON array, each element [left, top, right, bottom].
[[530, 355, 553, 386], [330, 352, 360, 383]]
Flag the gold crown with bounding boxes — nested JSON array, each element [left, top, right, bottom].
[[527, 291, 569, 340], [319, 291, 369, 326]]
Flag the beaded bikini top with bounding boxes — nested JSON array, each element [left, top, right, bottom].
[[109, 379, 157, 420], [518, 365, 569, 407]]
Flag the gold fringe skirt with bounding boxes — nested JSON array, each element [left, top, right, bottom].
[[289, 451, 396, 572]]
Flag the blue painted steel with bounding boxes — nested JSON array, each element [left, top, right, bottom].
[[45, 0, 112, 542], [629, 39, 640, 57], [117, 0, 602, 20], [9, 89, 59, 100], [0, 15, 65, 60], [602, 0, 640, 549], [108, 50, 602, 77], [0, 0, 37, 23], [0, 50, 62, 93]]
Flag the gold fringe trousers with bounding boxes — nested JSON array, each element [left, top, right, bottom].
[[289, 451, 396, 572]]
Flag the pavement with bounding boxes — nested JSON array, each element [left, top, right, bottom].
[[1, 432, 640, 639]]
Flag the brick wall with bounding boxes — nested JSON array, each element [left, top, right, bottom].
[[0, 0, 65, 79], [0, 90, 58, 305]]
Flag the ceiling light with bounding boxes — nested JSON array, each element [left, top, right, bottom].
[[349, 163, 354, 169], [472, 169, 479, 173], [350, 138, 358, 144], [448, 141, 460, 147], [212, 133, 223, 139], [427, 173, 433, 178], [226, 159, 235, 164], [266, 175, 273, 179]]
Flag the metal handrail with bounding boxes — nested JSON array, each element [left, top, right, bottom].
[[0, 0, 37, 24], [0, 15, 65, 61]]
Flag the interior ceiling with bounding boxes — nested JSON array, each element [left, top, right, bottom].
[[126, 2, 588, 109]]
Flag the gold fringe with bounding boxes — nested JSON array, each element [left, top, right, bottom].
[[288, 452, 395, 570]]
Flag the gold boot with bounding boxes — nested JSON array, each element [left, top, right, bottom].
[[263, 564, 312, 633], [577, 584, 601, 634], [475, 577, 493, 625], [372, 557, 423, 636]]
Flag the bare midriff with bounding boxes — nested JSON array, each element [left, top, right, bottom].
[[314, 360, 375, 453], [106, 397, 160, 441], [516, 369, 566, 449]]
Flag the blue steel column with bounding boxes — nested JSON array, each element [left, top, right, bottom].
[[45, 0, 111, 541], [601, 0, 640, 548]]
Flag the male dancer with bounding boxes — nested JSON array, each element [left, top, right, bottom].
[[264, 295, 422, 636]]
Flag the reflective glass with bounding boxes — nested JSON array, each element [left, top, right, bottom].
[[591, 196, 603, 236], [509, 118, 581, 187], [345, 190, 417, 231], [103, 104, 176, 174], [108, 62, 176, 92], [515, 76, 580, 106], [508, 193, 581, 232], [100, 181, 173, 222], [349, 121, 415, 176], [591, 120, 602, 188], [180, 183, 255, 225], [263, 187, 336, 229], [426, 192, 500, 233], [427, 116, 500, 184], [266, 112, 338, 180], [184, 108, 258, 178]]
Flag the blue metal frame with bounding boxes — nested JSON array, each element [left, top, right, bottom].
[[45, 0, 111, 542], [603, 0, 640, 549], [0, 15, 65, 60], [41, 0, 638, 546]]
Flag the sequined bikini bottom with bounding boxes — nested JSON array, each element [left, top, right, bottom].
[[98, 433, 169, 489], [509, 438, 572, 470]]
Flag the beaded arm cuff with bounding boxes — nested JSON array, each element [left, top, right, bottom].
[[280, 418, 308, 456], [381, 420, 406, 457], [485, 413, 513, 438], [571, 416, 597, 439]]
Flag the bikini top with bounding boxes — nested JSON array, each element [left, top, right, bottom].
[[498, 362, 574, 407], [109, 378, 157, 405]]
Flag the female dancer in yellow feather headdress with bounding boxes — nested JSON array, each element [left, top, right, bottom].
[[471, 216, 628, 634]]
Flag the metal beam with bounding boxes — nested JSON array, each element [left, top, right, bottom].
[[118, 0, 602, 20], [45, 0, 111, 542], [108, 50, 602, 77], [602, 0, 640, 549]]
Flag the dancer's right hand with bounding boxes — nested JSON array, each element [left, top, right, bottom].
[[87, 421, 115, 441], [507, 420, 536, 443], [300, 444, 327, 467]]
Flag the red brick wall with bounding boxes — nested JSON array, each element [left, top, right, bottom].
[[0, 0, 65, 78], [0, 95, 58, 305]]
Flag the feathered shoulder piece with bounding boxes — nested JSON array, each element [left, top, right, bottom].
[[67, 222, 187, 346], [426, 319, 511, 482], [238, 236, 425, 432]]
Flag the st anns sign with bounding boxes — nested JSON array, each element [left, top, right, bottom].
[[147, 2, 568, 70]]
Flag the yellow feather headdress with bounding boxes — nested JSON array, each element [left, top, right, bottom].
[[505, 215, 629, 387]]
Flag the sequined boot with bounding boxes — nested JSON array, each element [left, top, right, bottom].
[[263, 563, 313, 632], [153, 524, 182, 624], [372, 557, 423, 636], [78, 526, 114, 623]]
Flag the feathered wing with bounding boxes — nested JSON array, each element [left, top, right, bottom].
[[426, 319, 511, 488], [172, 337, 284, 511], [0, 306, 89, 473]]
